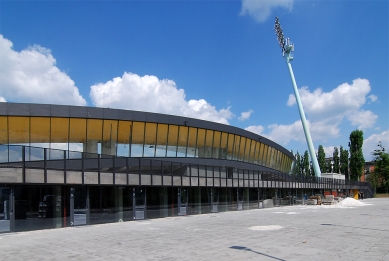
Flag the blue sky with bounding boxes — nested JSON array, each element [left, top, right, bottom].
[[0, 0, 388, 160]]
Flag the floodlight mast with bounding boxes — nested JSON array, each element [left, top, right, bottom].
[[274, 17, 321, 178]]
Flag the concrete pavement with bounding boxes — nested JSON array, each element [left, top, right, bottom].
[[0, 198, 388, 261]]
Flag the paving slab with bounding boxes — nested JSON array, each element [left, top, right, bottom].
[[0, 198, 388, 261]]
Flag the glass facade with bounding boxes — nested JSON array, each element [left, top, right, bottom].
[[0, 116, 293, 173], [0, 105, 374, 234]]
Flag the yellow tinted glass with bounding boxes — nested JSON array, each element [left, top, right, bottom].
[[117, 120, 132, 143], [51, 117, 69, 143], [9, 116, 29, 143], [0, 116, 8, 144], [87, 119, 102, 141], [69, 118, 86, 143], [30, 117, 50, 143]]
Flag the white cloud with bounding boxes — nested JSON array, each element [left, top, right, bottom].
[[245, 125, 265, 136], [285, 78, 377, 137], [368, 94, 377, 103], [90, 72, 233, 124], [240, 0, 293, 22], [0, 96, 6, 102], [238, 109, 253, 121], [346, 110, 378, 129], [0, 35, 86, 106], [287, 78, 373, 119], [363, 129, 389, 160], [323, 146, 335, 158], [248, 118, 340, 147]]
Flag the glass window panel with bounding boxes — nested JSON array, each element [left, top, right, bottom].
[[51, 118, 69, 144], [30, 117, 50, 143], [177, 126, 188, 157], [187, 127, 197, 158], [68, 118, 85, 154], [206, 166, 213, 177], [156, 124, 168, 157], [244, 138, 251, 162], [233, 168, 238, 179], [239, 169, 243, 180], [69, 118, 86, 143], [238, 137, 246, 161], [267, 146, 273, 168], [9, 116, 29, 144], [273, 149, 278, 169], [263, 145, 269, 167], [281, 153, 286, 172], [227, 134, 234, 160], [84, 119, 102, 155], [144, 123, 157, 157], [117, 121, 132, 157], [117, 120, 132, 143], [220, 167, 226, 178], [257, 142, 263, 165], [233, 135, 241, 160], [266, 146, 272, 167], [0, 116, 7, 144], [245, 139, 252, 163], [199, 165, 206, 177], [204, 130, 213, 158], [196, 129, 206, 158], [166, 125, 178, 157], [214, 167, 220, 178], [103, 120, 118, 142], [87, 119, 102, 141], [249, 140, 256, 163], [211, 131, 221, 159], [220, 132, 228, 159], [131, 122, 145, 157], [244, 170, 248, 180]]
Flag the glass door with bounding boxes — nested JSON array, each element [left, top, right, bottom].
[[211, 188, 219, 213], [70, 187, 88, 226], [178, 188, 187, 216], [133, 188, 145, 220], [237, 188, 243, 210], [0, 187, 10, 233]]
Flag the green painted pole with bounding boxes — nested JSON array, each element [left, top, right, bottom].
[[274, 17, 321, 177]]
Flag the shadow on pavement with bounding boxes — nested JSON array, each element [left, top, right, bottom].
[[229, 246, 286, 261]]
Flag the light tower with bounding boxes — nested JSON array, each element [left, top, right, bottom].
[[274, 17, 321, 177]]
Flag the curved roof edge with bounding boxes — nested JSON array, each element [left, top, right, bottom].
[[0, 102, 294, 158]]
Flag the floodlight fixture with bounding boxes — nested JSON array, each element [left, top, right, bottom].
[[274, 17, 321, 178]]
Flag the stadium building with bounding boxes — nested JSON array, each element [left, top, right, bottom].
[[0, 103, 372, 233]]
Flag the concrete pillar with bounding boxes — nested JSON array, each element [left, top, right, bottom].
[[83, 140, 98, 157], [102, 140, 116, 156]]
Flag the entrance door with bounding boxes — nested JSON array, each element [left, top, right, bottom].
[[258, 189, 263, 209], [133, 188, 145, 220], [70, 187, 88, 226], [178, 188, 187, 216], [237, 188, 243, 210], [211, 188, 219, 213], [0, 187, 10, 233]]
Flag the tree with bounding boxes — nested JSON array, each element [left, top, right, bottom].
[[368, 142, 389, 193], [317, 145, 326, 173], [349, 130, 365, 180], [333, 147, 340, 173], [339, 146, 349, 179], [292, 151, 301, 176], [302, 150, 310, 176]]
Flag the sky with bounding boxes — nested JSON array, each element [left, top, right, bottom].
[[0, 0, 388, 161]]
